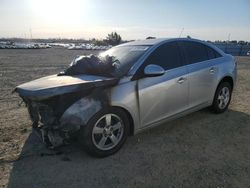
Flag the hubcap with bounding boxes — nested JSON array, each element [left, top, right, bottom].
[[92, 114, 124, 151], [217, 87, 230, 109]]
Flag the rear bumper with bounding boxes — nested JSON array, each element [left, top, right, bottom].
[[233, 59, 237, 89]]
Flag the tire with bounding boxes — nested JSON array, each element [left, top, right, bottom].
[[78, 107, 130, 157], [210, 82, 232, 113]]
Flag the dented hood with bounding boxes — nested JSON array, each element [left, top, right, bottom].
[[15, 74, 118, 100]]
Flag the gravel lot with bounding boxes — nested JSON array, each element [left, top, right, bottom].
[[0, 48, 249, 188]]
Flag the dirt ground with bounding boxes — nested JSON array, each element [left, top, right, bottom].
[[0, 48, 249, 188]]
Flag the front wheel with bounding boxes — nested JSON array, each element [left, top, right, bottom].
[[210, 82, 232, 113], [78, 108, 130, 157]]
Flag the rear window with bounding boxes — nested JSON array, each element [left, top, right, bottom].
[[181, 41, 209, 64], [206, 46, 222, 59]]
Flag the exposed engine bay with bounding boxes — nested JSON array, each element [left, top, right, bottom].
[[15, 54, 119, 148]]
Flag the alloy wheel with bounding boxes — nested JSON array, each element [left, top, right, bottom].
[[91, 113, 124, 151], [217, 87, 230, 109]]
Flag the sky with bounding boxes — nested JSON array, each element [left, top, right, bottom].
[[0, 0, 250, 41]]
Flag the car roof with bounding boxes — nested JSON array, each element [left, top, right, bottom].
[[119, 38, 209, 46], [119, 37, 213, 46], [118, 37, 225, 55], [119, 38, 171, 46]]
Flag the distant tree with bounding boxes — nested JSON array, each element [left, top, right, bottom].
[[231, 40, 237, 44], [91, 38, 107, 46], [146, 36, 156, 40], [187, 35, 191, 39], [105, 32, 122, 45], [238, 40, 247, 45]]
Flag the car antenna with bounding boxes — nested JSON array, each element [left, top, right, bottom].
[[179, 28, 184, 38]]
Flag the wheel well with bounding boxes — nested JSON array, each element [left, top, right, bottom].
[[112, 106, 134, 136], [219, 76, 234, 89]]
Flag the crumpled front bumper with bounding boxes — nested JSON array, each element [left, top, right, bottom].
[[25, 100, 70, 148], [23, 89, 106, 148]]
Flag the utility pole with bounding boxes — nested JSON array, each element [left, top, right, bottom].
[[227, 33, 231, 42], [29, 28, 33, 41]]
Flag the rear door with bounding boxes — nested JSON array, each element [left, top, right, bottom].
[[136, 42, 189, 127], [179, 41, 219, 107]]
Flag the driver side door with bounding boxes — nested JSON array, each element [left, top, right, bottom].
[[136, 42, 189, 128]]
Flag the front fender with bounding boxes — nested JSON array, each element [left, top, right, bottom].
[[60, 97, 102, 132]]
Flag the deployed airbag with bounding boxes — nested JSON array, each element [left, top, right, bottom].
[[61, 54, 115, 77]]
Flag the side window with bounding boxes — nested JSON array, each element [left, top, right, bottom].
[[206, 46, 216, 59], [181, 41, 209, 64], [214, 50, 221, 58], [206, 46, 222, 59], [144, 42, 183, 70]]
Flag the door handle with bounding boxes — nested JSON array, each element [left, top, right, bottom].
[[177, 77, 186, 84], [209, 67, 215, 73]]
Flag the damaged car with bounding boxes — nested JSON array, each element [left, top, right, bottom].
[[15, 38, 237, 157]]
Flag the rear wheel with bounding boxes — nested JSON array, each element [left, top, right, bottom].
[[210, 82, 232, 113], [79, 108, 129, 157]]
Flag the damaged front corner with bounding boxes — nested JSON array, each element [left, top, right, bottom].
[[60, 96, 102, 131]]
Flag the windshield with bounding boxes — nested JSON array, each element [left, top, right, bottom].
[[61, 45, 150, 78], [99, 45, 150, 77]]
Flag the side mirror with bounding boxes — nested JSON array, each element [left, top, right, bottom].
[[144, 64, 165, 77]]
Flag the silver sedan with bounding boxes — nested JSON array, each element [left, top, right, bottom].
[[16, 38, 237, 157]]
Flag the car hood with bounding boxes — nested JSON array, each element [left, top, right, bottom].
[[15, 74, 119, 100]]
